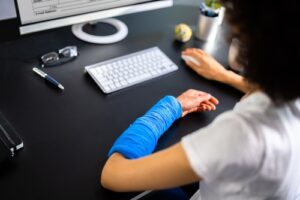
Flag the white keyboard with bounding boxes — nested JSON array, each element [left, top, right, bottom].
[[85, 47, 178, 93]]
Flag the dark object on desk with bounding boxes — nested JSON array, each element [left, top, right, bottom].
[[32, 67, 65, 90], [0, 112, 23, 163], [40, 45, 78, 68]]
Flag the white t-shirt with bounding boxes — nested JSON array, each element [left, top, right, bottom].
[[181, 91, 300, 200]]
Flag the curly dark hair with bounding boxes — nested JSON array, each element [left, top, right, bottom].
[[222, 0, 300, 103]]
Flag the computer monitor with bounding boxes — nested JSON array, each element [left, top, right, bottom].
[[0, 0, 16, 21], [15, 0, 173, 44]]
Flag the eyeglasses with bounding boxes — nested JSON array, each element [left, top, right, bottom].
[[40, 46, 78, 67]]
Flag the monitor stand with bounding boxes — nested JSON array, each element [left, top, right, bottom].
[[71, 18, 128, 44]]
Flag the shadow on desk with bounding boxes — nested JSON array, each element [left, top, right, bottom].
[[134, 183, 199, 200], [141, 189, 189, 200], [96, 183, 198, 200]]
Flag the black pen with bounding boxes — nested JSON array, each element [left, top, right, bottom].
[[32, 67, 64, 90]]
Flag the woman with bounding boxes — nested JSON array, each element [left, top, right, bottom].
[[101, 0, 300, 199]]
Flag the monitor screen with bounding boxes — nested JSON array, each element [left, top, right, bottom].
[[0, 0, 16, 21], [17, 0, 154, 25], [16, 0, 172, 35]]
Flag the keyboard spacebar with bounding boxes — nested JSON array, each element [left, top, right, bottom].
[[127, 73, 152, 84]]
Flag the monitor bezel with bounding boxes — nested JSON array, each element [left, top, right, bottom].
[[14, 0, 173, 35]]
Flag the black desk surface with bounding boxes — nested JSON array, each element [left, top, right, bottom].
[[0, 5, 242, 200]]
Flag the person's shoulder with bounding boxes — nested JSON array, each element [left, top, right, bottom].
[[234, 91, 272, 115], [211, 108, 254, 133]]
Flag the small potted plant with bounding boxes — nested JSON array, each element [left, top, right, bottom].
[[196, 0, 225, 41], [204, 1, 241, 71], [203, 0, 222, 15]]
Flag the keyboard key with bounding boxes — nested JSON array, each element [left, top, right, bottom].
[[127, 73, 152, 84]]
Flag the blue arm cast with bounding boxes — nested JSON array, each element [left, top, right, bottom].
[[108, 95, 182, 159]]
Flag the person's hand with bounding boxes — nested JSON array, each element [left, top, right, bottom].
[[177, 89, 219, 117], [182, 48, 228, 82], [182, 48, 252, 93]]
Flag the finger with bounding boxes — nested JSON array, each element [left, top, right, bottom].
[[197, 105, 208, 112], [194, 48, 207, 56], [181, 50, 188, 55], [183, 49, 205, 61], [191, 48, 205, 55], [182, 51, 197, 58], [186, 61, 204, 72], [200, 104, 207, 111], [198, 104, 213, 112], [185, 48, 196, 54], [203, 106, 212, 111], [182, 48, 194, 55], [202, 101, 216, 110], [203, 104, 212, 111], [209, 96, 219, 105], [201, 103, 213, 111], [189, 51, 206, 63]]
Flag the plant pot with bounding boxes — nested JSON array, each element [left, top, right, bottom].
[[195, 7, 225, 42]]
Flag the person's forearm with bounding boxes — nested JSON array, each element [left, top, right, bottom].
[[108, 96, 182, 159], [101, 143, 200, 192], [218, 70, 251, 93]]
